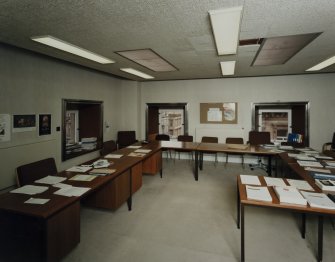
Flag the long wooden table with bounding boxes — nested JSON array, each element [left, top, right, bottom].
[[0, 142, 162, 262]]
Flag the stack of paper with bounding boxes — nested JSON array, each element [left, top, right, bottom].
[[295, 155, 316, 161], [127, 145, 142, 149], [54, 186, 90, 197], [134, 149, 152, 153], [35, 175, 67, 185], [246, 185, 272, 202], [264, 177, 287, 187], [297, 160, 323, 168], [69, 174, 96, 181], [314, 155, 333, 160], [24, 197, 50, 204], [324, 161, 335, 168], [104, 154, 123, 159], [273, 186, 307, 205], [89, 168, 116, 176], [315, 179, 335, 191], [66, 166, 92, 173], [128, 152, 146, 157], [92, 159, 110, 168], [240, 175, 261, 185], [300, 191, 335, 209], [11, 185, 49, 195], [279, 145, 294, 150], [305, 167, 331, 173], [287, 179, 314, 191]]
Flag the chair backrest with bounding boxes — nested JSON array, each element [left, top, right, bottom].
[[155, 134, 170, 141], [100, 140, 117, 156], [248, 131, 271, 145], [226, 137, 243, 144], [117, 131, 137, 149], [177, 135, 193, 142], [16, 158, 57, 187], [332, 132, 335, 150], [201, 136, 218, 143]]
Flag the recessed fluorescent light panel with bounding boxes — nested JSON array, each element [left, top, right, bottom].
[[252, 33, 321, 66], [31, 35, 115, 64], [116, 49, 177, 72], [306, 55, 335, 71], [220, 61, 236, 76], [209, 6, 243, 55], [120, 68, 154, 79]]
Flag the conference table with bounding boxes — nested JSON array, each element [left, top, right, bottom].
[[0, 142, 162, 262]]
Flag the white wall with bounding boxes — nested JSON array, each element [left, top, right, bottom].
[[0, 44, 136, 189], [140, 75, 335, 151]]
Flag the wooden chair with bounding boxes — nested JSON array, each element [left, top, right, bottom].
[[155, 134, 172, 159], [100, 140, 117, 156], [225, 137, 244, 167], [16, 158, 58, 187], [200, 136, 219, 166], [248, 131, 271, 172], [117, 131, 137, 149], [175, 135, 194, 160]]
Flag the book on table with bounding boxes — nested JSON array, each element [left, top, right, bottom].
[[240, 175, 261, 185], [300, 191, 335, 209], [264, 177, 287, 187], [297, 160, 323, 168], [308, 172, 335, 180], [246, 185, 272, 202], [273, 186, 307, 206], [315, 179, 335, 191], [287, 179, 314, 191]]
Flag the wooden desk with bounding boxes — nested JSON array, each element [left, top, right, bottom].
[[197, 143, 277, 177], [237, 175, 334, 262]]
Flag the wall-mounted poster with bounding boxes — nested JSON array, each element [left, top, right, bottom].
[[13, 114, 36, 132], [200, 103, 238, 124], [39, 114, 51, 136], [0, 114, 11, 142]]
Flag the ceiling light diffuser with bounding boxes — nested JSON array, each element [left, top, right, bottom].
[[220, 61, 236, 76], [120, 68, 154, 79], [209, 6, 243, 55], [306, 55, 335, 71], [31, 36, 115, 64]]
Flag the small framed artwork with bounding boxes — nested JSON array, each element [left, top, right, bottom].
[[13, 114, 36, 132], [39, 114, 51, 136]]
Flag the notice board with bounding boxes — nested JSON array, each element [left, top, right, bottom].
[[200, 102, 237, 124]]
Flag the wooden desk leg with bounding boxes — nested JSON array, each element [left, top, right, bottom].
[[195, 151, 199, 181], [318, 215, 323, 262], [301, 213, 306, 239], [237, 183, 241, 229], [127, 169, 132, 211], [241, 204, 245, 262]]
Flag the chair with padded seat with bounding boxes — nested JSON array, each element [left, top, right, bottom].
[[117, 131, 138, 149], [225, 137, 244, 167], [16, 158, 58, 187], [155, 134, 172, 159], [248, 131, 271, 172], [175, 135, 194, 161], [100, 140, 117, 156], [200, 136, 219, 166]]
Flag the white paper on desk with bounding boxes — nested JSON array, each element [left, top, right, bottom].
[[294, 155, 316, 161], [104, 154, 123, 159], [53, 183, 73, 189], [25, 197, 50, 205], [240, 175, 261, 185], [127, 145, 141, 149], [314, 155, 333, 160], [246, 185, 272, 202], [287, 179, 314, 191], [279, 145, 294, 150], [325, 161, 335, 167], [264, 177, 287, 187], [297, 160, 323, 168], [69, 174, 96, 181], [54, 186, 90, 197], [35, 175, 67, 185], [66, 166, 92, 173], [304, 167, 331, 173], [134, 149, 151, 153], [11, 185, 49, 195], [288, 153, 300, 158]]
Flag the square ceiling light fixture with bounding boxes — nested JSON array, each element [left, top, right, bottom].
[[120, 68, 154, 79], [116, 49, 177, 72], [252, 33, 321, 66], [209, 6, 243, 55], [220, 61, 236, 76], [31, 35, 115, 64], [306, 55, 335, 71]]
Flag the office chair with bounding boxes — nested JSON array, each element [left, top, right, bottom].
[[248, 131, 271, 172], [100, 140, 117, 156], [175, 135, 194, 161], [117, 131, 138, 149], [155, 134, 172, 159], [200, 136, 219, 166], [323, 132, 335, 158], [225, 137, 244, 168], [16, 158, 58, 187]]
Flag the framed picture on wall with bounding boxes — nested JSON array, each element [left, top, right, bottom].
[[39, 114, 51, 136], [13, 114, 36, 132]]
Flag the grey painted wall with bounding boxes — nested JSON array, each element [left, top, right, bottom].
[[0, 45, 137, 189], [140, 75, 335, 151]]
